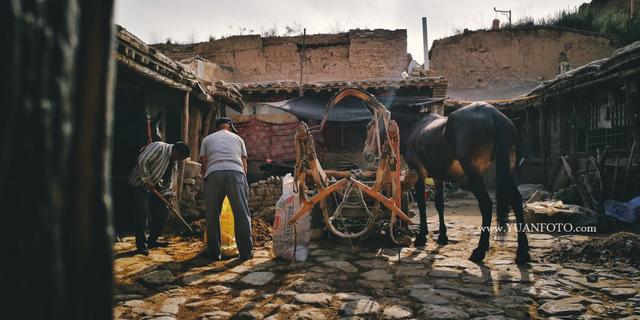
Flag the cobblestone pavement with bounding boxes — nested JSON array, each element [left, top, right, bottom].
[[113, 199, 640, 320]]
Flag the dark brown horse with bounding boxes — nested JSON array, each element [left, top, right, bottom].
[[328, 88, 530, 265]]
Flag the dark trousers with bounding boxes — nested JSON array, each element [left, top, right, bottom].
[[131, 186, 169, 249], [203, 170, 253, 259]]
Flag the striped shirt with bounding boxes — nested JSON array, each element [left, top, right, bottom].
[[128, 142, 174, 188]]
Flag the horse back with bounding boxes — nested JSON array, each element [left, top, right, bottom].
[[447, 103, 516, 173]]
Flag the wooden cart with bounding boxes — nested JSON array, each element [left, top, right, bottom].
[[288, 89, 416, 244]]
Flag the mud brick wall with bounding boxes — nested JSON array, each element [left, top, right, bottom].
[[430, 27, 615, 91], [234, 117, 298, 162], [155, 29, 410, 82]]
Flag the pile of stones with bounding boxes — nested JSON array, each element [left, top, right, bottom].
[[248, 176, 283, 221]]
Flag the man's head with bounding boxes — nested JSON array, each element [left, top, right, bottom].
[[215, 117, 239, 134], [171, 141, 191, 161]]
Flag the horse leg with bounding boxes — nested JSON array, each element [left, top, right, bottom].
[[508, 177, 531, 264], [495, 172, 510, 245], [461, 164, 493, 263], [434, 180, 448, 245], [413, 178, 428, 247]]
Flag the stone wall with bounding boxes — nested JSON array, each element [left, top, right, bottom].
[[429, 26, 616, 100], [154, 29, 410, 82], [181, 160, 205, 220], [248, 176, 283, 221]]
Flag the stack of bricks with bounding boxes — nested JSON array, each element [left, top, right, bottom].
[[248, 176, 283, 221], [235, 117, 298, 162]]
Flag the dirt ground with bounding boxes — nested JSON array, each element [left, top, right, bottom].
[[112, 197, 640, 320]]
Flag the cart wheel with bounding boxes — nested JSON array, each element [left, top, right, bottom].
[[581, 156, 603, 208], [322, 182, 378, 239]]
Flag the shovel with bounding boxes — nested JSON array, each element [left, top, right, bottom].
[[150, 188, 194, 234]]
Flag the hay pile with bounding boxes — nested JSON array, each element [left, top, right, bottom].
[[546, 232, 640, 267]]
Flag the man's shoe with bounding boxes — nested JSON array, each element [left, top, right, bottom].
[[136, 247, 149, 256], [195, 249, 221, 261], [239, 253, 253, 261], [148, 241, 169, 249]]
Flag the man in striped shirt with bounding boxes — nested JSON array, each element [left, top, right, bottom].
[[128, 141, 191, 255]]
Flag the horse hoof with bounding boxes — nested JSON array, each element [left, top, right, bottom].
[[437, 234, 449, 245], [469, 249, 486, 262], [414, 237, 427, 248], [515, 251, 531, 265]]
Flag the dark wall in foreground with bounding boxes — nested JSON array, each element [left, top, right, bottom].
[[1, 1, 115, 319]]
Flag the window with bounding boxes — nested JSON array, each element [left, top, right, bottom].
[[586, 92, 630, 153]]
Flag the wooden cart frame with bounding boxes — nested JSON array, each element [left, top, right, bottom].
[[288, 89, 415, 244]]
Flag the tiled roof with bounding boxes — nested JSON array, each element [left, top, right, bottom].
[[114, 25, 245, 110], [234, 77, 448, 97]]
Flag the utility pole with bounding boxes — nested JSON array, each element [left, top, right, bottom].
[[494, 7, 512, 26], [299, 28, 306, 97]]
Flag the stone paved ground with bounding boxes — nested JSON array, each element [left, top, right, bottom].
[[113, 199, 640, 320]]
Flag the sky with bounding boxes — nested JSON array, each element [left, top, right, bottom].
[[114, 0, 588, 63]]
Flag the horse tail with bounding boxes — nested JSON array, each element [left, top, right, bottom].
[[493, 110, 515, 240]]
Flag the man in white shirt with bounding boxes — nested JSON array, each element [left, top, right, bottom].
[[200, 118, 252, 260]]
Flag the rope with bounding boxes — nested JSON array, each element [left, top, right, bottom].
[[292, 222, 298, 263]]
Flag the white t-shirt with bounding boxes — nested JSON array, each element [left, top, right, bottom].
[[200, 130, 247, 178]]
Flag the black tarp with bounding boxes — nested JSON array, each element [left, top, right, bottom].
[[261, 95, 441, 121]]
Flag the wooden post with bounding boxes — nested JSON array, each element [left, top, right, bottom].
[[182, 91, 190, 142], [188, 107, 202, 159], [538, 105, 548, 186], [177, 91, 190, 202], [202, 104, 215, 137]]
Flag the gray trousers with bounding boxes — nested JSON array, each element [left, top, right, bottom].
[[203, 170, 253, 259]]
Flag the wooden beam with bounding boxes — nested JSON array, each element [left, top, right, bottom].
[[177, 91, 190, 202]]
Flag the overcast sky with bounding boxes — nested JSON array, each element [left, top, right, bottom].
[[114, 0, 588, 63]]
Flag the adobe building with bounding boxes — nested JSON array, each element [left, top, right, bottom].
[[154, 29, 446, 168], [445, 42, 640, 203], [112, 25, 245, 232], [155, 29, 448, 214], [154, 29, 411, 83], [429, 26, 617, 100]]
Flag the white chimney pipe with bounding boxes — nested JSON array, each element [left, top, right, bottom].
[[422, 17, 430, 70]]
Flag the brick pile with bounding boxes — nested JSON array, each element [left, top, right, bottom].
[[248, 176, 283, 222]]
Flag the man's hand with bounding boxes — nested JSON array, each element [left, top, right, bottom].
[[145, 182, 156, 191]]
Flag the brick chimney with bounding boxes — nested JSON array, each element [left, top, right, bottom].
[[492, 19, 500, 30]]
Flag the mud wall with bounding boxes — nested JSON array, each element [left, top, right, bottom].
[[430, 27, 616, 99], [155, 29, 410, 82]]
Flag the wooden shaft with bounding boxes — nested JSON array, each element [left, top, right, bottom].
[[288, 178, 349, 224], [150, 188, 194, 233], [349, 178, 413, 224]]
